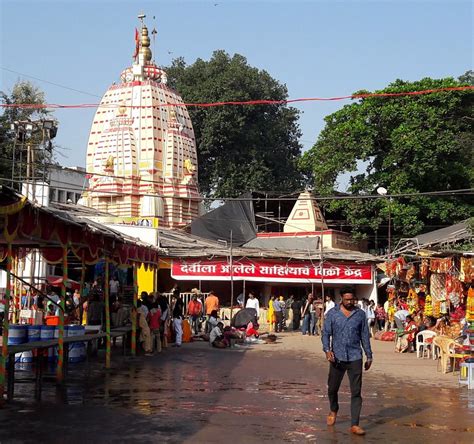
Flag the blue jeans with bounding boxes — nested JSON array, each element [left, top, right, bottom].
[[310, 313, 318, 335], [301, 313, 311, 335]]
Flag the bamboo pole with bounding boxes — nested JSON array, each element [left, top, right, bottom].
[[130, 264, 138, 356], [0, 243, 13, 403], [104, 258, 111, 369], [79, 254, 86, 325], [320, 231, 326, 331], [56, 245, 67, 384]]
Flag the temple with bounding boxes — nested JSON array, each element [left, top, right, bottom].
[[80, 16, 200, 228]]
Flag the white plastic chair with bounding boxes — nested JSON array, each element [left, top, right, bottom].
[[417, 330, 437, 359]]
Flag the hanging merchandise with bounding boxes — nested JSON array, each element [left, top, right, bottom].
[[387, 303, 396, 325], [459, 257, 473, 283], [424, 294, 433, 317], [440, 298, 448, 315], [433, 300, 441, 318], [385, 258, 406, 278], [430, 258, 453, 274], [446, 273, 463, 307], [407, 289, 419, 314], [420, 259, 429, 280], [406, 264, 416, 283], [449, 292, 461, 308], [387, 286, 397, 302], [430, 273, 446, 302], [451, 305, 466, 322], [467, 287, 474, 322], [396, 257, 406, 277]]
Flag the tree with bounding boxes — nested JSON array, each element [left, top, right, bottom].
[[0, 81, 54, 191], [300, 75, 474, 247], [166, 51, 303, 197]]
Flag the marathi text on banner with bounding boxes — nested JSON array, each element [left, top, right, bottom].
[[172, 259, 373, 283]]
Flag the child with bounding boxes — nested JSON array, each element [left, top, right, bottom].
[[148, 302, 162, 353]]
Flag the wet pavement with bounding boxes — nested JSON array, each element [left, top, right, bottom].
[[1, 339, 473, 443]]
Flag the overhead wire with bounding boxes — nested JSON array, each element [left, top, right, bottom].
[[1, 86, 473, 110], [0, 66, 101, 98], [0, 176, 472, 203]]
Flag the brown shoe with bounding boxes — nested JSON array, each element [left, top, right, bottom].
[[350, 425, 366, 435], [326, 411, 337, 426]]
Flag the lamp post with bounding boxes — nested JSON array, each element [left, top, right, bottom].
[[377, 187, 391, 255], [218, 230, 234, 323], [10, 119, 57, 199]]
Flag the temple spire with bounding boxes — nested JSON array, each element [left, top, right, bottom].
[[140, 25, 151, 65]]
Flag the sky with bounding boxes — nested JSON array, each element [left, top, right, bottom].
[[0, 0, 472, 190]]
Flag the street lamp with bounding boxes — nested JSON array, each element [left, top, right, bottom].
[[377, 187, 391, 255]]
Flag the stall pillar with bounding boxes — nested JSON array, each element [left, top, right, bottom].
[[104, 258, 111, 369], [56, 245, 68, 384], [79, 254, 86, 325], [130, 264, 138, 356], [0, 244, 12, 404]]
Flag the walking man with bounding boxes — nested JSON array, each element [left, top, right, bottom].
[[322, 287, 373, 436]]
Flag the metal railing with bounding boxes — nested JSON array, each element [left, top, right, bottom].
[[161, 292, 210, 310]]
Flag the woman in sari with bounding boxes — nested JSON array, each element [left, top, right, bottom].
[[267, 296, 275, 332], [395, 315, 418, 353]]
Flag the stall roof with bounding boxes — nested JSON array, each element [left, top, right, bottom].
[[49, 200, 379, 264], [158, 227, 378, 263], [393, 220, 473, 255], [0, 186, 160, 265]]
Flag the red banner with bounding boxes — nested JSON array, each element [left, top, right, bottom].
[[171, 259, 373, 284]]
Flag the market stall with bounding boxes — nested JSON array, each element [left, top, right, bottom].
[[0, 186, 161, 401]]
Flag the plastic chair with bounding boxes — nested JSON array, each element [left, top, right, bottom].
[[433, 336, 454, 373], [416, 330, 437, 359], [434, 336, 463, 373], [459, 359, 474, 389]]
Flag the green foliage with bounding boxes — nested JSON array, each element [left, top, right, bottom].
[[0, 81, 53, 190], [166, 51, 303, 197], [300, 74, 474, 244]]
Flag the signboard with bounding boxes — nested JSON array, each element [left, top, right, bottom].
[[171, 259, 373, 284]]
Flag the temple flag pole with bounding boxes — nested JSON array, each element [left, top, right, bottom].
[[131, 264, 138, 356], [104, 258, 111, 369], [56, 245, 68, 384], [0, 243, 13, 403]]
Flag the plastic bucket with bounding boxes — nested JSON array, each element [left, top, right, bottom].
[[8, 325, 28, 345], [66, 325, 86, 363]]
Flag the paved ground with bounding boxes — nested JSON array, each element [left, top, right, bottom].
[[0, 332, 473, 443]]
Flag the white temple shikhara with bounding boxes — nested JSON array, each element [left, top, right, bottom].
[[81, 15, 200, 228]]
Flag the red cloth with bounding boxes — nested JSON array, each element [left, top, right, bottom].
[[148, 308, 161, 330], [187, 300, 202, 316]]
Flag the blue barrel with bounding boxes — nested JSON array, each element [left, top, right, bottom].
[[8, 325, 27, 345], [19, 325, 42, 363], [67, 325, 86, 363], [40, 325, 55, 340], [41, 325, 56, 362], [27, 325, 41, 342]]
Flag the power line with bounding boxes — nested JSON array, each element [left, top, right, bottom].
[[0, 67, 101, 98], [1, 156, 473, 201], [1, 176, 472, 203]]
